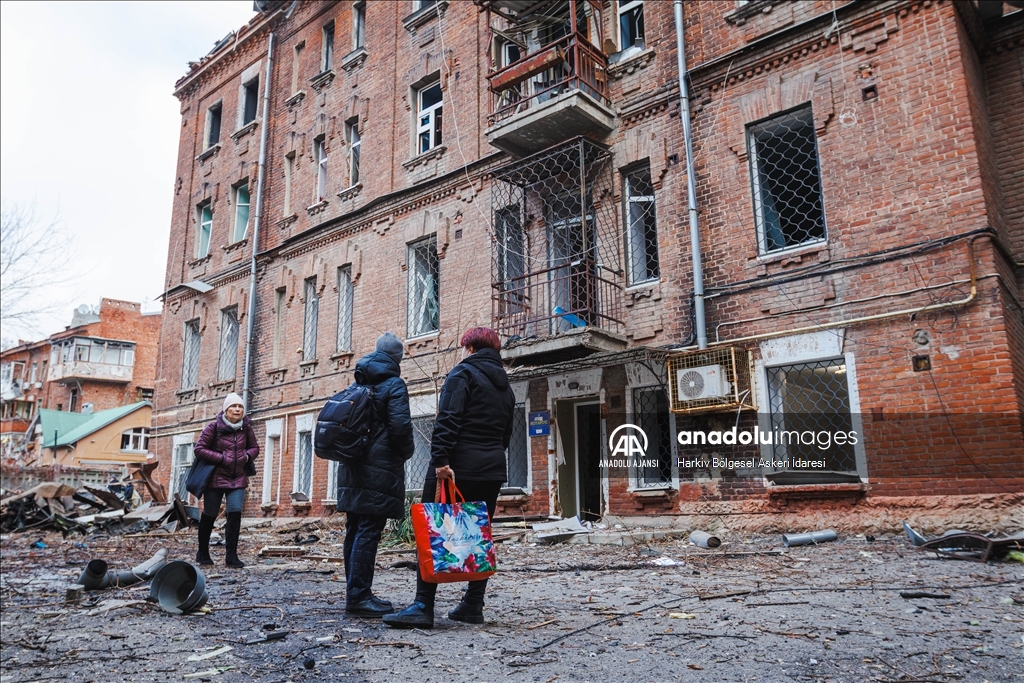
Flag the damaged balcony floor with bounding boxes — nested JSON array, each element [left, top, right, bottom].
[[1, 525, 1021, 683]]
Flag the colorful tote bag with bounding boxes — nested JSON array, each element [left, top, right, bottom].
[[411, 481, 497, 584]]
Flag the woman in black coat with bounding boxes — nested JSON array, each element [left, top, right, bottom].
[[336, 332, 415, 617], [384, 327, 515, 629]]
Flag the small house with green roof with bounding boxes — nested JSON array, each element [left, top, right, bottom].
[[38, 401, 152, 468]]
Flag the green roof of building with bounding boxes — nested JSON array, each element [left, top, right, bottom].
[[39, 401, 151, 448]]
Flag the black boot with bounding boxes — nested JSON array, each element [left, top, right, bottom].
[[382, 601, 434, 629], [196, 514, 216, 566], [224, 512, 245, 568], [447, 601, 484, 624]]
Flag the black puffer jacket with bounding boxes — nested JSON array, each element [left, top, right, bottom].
[[335, 351, 415, 519], [430, 347, 516, 483]]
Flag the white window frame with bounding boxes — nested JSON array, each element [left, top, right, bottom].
[[626, 384, 678, 491], [171, 433, 196, 503], [120, 427, 150, 453], [324, 460, 340, 504], [197, 202, 212, 259], [416, 81, 443, 155], [302, 277, 319, 361], [181, 319, 202, 389], [314, 136, 328, 201], [293, 413, 316, 499], [263, 419, 283, 506], [617, 0, 645, 53], [624, 165, 659, 286], [346, 119, 361, 187], [336, 265, 354, 352], [217, 306, 239, 381], [240, 75, 259, 127], [321, 20, 335, 73], [407, 236, 439, 338], [233, 182, 250, 243]]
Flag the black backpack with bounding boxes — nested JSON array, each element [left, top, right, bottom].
[[314, 383, 380, 462]]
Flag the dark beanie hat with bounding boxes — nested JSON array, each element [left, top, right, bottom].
[[375, 331, 404, 363]]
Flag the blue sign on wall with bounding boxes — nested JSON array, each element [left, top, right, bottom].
[[528, 411, 550, 437]]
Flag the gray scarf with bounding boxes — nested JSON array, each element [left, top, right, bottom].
[[223, 415, 244, 431]]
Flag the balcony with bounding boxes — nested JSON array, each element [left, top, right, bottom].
[[481, 0, 615, 157], [490, 137, 626, 363], [48, 361, 134, 384]]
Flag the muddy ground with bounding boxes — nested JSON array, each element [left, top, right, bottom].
[[1, 521, 1021, 683]]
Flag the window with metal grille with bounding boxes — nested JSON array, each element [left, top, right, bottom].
[[495, 206, 526, 317], [321, 20, 335, 72], [353, 2, 365, 50], [303, 277, 319, 361], [295, 431, 313, 497], [417, 81, 443, 154], [336, 266, 353, 352], [547, 191, 596, 332], [181, 319, 201, 389], [218, 307, 239, 381], [406, 415, 435, 492], [618, 0, 645, 51], [233, 183, 250, 243], [314, 136, 328, 201], [205, 102, 222, 150], [748, 105, 826, 254], [241, 76, 259, 126], [631, 386, 673, 487], [624, 165, 659, 286], [346, 119, 361, 186], [325, 460, 340, 502], [407, 237, 439, 337], [172, 442, 193, 500], [120, 427, 149, 452], [505, 403, 528, 490], [197, 203, 212, 259], [765, 358, 857, 476]]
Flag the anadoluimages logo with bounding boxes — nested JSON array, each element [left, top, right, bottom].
[[607, 423, 648, 461]]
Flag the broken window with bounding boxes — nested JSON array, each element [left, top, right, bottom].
[[353, 1, 365, 50], [217, 307, 239, 381], [406, 415, 434, 492], [205, 102, 222, 149], [321, 20, 335, 72], [407, 236, 439, 337], [417, 81, 443, 154], [346, 119, 361, 186], [748, 105, 826, 254], [233, 183, 250, 242], [765, 358, 857, 478], [624, 165, 659, 286], [172, 441, 194, 500], [295, 430, 313, 498], [336, 266, 353, 353], [181, 319, 201, 389], [618, 0, 645, 51], [314, 136, 328, 201], [631, 386, 673, 488], [241, 76, 259, 126], [197, 203, 212, 258], [120, 427, 150, 452], [302, 277, 319, 361], [505, 403, 528, 491]]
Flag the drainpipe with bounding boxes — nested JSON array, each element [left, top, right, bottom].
[[674, 0, 707, 349], [242, 33, 274, 412]]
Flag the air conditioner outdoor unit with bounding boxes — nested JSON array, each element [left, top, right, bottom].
[[666, 347, 756, 414], [677, 364, 729, 401]]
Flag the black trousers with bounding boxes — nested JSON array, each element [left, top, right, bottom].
[[414, 478, 502, 609], [343, 511, 388, 603]]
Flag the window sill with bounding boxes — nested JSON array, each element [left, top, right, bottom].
[[277, 213, 299, 230], [299, 359, 318, 377], [330, 351, 354, 371], [267, 367, 288, 385], [340, 47, 368, 72], [175, 388, 199, 405], [188, 254, 212, 269], [285, 90, 306, 108], [402, 0, 448, 33], [222, 238, 248, 254], [767, 482, 866, 501], [724, 0, 782, 26], [231, 120, 258, 141], [627, 484, 675, 495], [754, 240, 828, 267], [402, 145, 447, 172], [310, 69, 335, 93], [291, 500, 312, 512], [608, 46, 655, 79], [406, 331, 438, 344], [197, 144, 221, 162], [337, 183, 362, 202], [209, 379, 236, 397], [307, 200, 329, 217]]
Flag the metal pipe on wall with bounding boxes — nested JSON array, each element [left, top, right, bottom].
[[242, 33, 275, 412], [674, 0, 707, 349]]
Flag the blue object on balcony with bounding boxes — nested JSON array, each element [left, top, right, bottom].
[[552, 306, 587, 328]]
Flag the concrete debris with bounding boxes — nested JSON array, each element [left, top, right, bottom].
[[531, 516, 590, 543], [258, 545, 307, 557]]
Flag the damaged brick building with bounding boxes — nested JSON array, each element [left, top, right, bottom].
[[153, 0, 1023, 528]]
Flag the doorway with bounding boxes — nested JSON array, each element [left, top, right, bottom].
[[555, 399, 603, 521]]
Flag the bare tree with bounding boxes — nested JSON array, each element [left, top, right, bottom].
[[0, 200, 77, 342]]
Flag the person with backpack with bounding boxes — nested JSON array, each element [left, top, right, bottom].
[[335, 331, 415, 617], [194, 393, 259, 569], [384, 327, 515, 629]]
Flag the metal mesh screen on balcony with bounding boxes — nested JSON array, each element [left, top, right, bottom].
[[490, 137, 622, 339], [748, 105, 826, 254], [765, 358, 857, 476], [632, 387, 673, 487]]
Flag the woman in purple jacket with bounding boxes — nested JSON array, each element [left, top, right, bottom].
[[193, 393, 259, 568]]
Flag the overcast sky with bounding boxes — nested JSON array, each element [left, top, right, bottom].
[[1, 1, 257, 343]]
